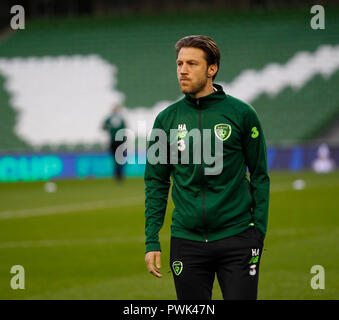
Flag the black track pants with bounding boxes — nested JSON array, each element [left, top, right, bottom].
[[170, 226, 264, 300], [110, 142, 124, 180]]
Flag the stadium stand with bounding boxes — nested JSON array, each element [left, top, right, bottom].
[[0, 9, 338, 152], [316, 115, 339, 143]]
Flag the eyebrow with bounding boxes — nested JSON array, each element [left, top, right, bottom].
[[176, 59, 199, 63]]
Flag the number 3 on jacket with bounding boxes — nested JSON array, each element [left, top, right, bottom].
[[178, 139, 186, 151]]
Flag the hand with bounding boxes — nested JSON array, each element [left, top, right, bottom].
[[145, 251, 162, 278]]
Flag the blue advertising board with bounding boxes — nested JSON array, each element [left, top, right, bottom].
[[0, 146, 338, 182]]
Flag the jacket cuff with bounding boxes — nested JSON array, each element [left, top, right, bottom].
[[145, 242, 161, 253]]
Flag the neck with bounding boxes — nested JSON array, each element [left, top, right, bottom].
[[189, 81, 214, 99]]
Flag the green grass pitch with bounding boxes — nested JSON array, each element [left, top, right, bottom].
[[0, 171, 338, 299]]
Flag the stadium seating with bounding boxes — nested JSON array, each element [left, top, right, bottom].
[[0, 9, 338, 152]]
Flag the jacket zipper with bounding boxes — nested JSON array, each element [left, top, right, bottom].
[[197, 99, 208, 242]]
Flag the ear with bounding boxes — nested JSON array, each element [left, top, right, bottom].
[[207, 64, 218, 78]]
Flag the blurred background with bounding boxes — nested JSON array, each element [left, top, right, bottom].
[[0, 0, 338, 300]]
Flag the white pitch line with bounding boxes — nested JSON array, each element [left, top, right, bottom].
[[0, 235, 171, 249], [0, 236, 143, 249], [1, 180, 337, 220], [1, 226, 337, 249], [0, 196, 144, 220], [0, 185, 299, 220]]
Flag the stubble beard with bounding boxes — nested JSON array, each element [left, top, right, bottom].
[[180, 74, 208, 97]]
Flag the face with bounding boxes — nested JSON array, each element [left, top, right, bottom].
[[176, 47, 215, 96]]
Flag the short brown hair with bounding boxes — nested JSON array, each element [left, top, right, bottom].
[[175, 35, 220, 80]]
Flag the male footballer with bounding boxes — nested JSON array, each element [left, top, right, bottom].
[[144, 35, 270, 300]]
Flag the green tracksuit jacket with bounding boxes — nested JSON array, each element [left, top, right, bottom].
[[145, 84, 270, 253], [102, 113, 125, 141]]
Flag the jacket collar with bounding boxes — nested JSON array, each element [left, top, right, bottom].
[[184, 83, 226, 109]]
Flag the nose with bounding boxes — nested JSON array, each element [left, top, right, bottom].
[[179, 63, 188, 75]]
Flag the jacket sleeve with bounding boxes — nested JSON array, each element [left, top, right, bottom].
[[242, 106, 270, 239], [144, 116, 171, 253]]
